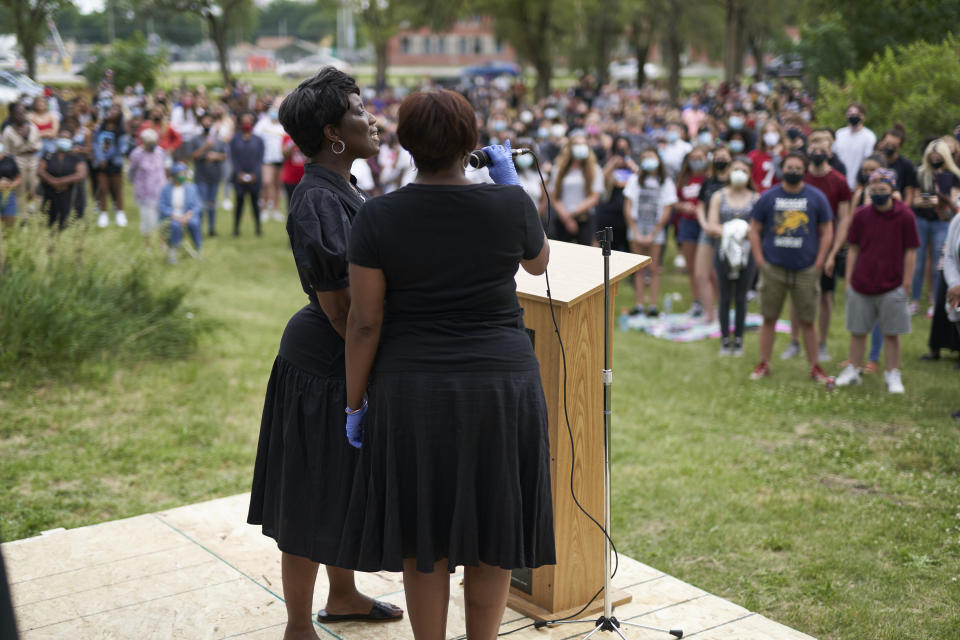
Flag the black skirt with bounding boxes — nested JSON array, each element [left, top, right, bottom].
[[338, 369, 556, 574], [247, 304, 360, 565], [929, 272, 960, 353]]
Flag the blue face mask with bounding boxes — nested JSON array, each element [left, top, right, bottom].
[[492, 120, 507, 132], [870, 192, 891, 207], [666, 130, 680, 143], [515, 154, 534, 169], [537, 127, 550, 139], [269, 110, 279, 120], [728, 116, 744, 130], [56, 138, 73, 152], [697, 132, 712, 146], [641, 158, 660, 172], [729, 139, 745, 153]]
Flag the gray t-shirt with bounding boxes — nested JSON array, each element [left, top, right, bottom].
[[184, 133, 228, 184]]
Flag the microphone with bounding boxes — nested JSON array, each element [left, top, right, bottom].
[[468, 147, 532, 169]]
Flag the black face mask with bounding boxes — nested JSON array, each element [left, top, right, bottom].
[[783, 171, 804, 185], [931, 160, 945, 169], [713, 160, 730, 171], [882, 146, 897, 157], [847, 115, 862, 126], [809, 152, 828, 166]]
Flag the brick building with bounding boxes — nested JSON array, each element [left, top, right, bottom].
[[387, 16, 517, 67]]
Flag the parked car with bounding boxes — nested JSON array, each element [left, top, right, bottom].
[[0, 70, 43, 106], [764, 54, 804, 79], [608, 59, 662, 83], [277, 54, 351, 78]]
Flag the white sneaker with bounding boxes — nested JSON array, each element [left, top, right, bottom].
[[885, 368, 904, 394], [221, 199, 233, 210], [97, 212, 109, 228], [115, 211, 128, 227], [835, 364, 862, 386], [780, 341, 801, 360], [718, 342, 731, 356], [818, 344, 831, 363]]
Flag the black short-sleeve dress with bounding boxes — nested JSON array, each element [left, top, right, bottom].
[[247, 164, 368, 565], [342, 183, 556, 573]]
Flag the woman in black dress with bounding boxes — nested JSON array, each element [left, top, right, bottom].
[[343, 89, 554, 640], [38, 127, 87, 229], [246, 68, 402, 640]]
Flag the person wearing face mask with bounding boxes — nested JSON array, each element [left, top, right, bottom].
[[158, 162, 203, 264], [185, 112, 229, 236], [38, 129, 87, 230], [254, 100, 287, 222], [675, 147, 710, 315], [834, 169, 919, 393], [910, 139, 960, 317], [726, 131, 747, 157], [877, 127, 917, 204], [725, 109, 755, 152], [127, 128, 168, 239], [514, 140, 547, 217], [171, 91, 201, 141], [692, 146, 733, 324], [706, 157, 759, 355], [597, 135, 639, 252], [832, 102, 876, 191], [548, 133, 604, 245], [747, 151, 834, 382], [748, 121, 786, 193], [696, 126, 715, 148], [794, 138, 853, 363], [0, 140, 22, 227], [808, 129, 847, 177], [230, 111, 266, 236], [623, 148, 678, 317], [137, 107, 182, 154], [660, 122, 692, 179], [93, 106, 130, 227], [1, 102, 41, 214]]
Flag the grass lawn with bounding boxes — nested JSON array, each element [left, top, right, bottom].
[[2, 196, 959, 639]]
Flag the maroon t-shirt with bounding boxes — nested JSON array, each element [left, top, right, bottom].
[[805, 168, 852, 226], [848, 200, 920, 295]]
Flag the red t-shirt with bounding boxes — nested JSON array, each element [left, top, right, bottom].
[[804, 168, 852, 229], [848, 200, 920, 295], [280, 134, 306, 185], [676, 174, 705, 220], [747, 149, 781, 193]]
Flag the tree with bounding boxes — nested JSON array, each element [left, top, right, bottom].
[[149, 0, 254, 87], [624, 0, 665, 87], [82, 32, 167, 91], [816, 36, 960, 160], [0, 0, 68, 79], [796, 0, 960, 84]]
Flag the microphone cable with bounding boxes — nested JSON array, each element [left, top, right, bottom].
[[482, 152, 621, 640]]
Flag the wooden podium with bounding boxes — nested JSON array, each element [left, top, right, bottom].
[[508, 240, 649, 621]]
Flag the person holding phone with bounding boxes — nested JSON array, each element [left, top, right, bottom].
[[910, 139, 960, 316]]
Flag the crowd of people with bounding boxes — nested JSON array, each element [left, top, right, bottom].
[[1, 71, 958, 397]]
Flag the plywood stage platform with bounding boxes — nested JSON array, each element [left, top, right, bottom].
[[3, 494, 816, 639]]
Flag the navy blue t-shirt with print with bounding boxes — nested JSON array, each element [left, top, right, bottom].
[[750, 183, 832, 270]]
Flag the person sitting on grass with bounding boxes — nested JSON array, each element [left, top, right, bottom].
[[835, 169, 919, 393], [157, 162, 202, 264]]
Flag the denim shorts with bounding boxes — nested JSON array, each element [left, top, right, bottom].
[[677, 217, 701, 243], [0, 191, 16, 217]]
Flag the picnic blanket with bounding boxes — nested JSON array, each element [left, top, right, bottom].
[[619, 311, 792, 342]]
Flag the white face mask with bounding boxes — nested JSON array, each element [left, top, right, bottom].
[[515, 153, 534, 169], [572, 144, 590, 160], [551, 124, 567, 139], [762, 131, 780, 147], [730, 169, 749, 187]]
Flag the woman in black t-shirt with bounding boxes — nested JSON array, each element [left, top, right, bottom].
[[344, 89, 554, 640], [38, 129, 87, 230], [245, 68, 403, 636]]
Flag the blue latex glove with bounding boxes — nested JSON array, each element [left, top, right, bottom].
[[345, 397, 368, 448], [483, 139, 522, 186]]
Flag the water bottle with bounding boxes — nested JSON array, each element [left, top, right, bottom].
[[663, 294, 673, 315]]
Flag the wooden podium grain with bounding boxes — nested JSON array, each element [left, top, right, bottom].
[[509, 240, 650, 620]]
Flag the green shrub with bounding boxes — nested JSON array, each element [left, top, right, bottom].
[[82, 32, 166, 92], [815, 36, 960, 159], [0, 218, 206, 383]]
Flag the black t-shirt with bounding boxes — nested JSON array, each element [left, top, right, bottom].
[[0, 155, 20, 181], [349, 183, 545, 372], [698, 176, 725, 205], [886, 155, 918, 194]]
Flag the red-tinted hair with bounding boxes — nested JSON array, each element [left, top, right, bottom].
[[397, 89, 478, 173]]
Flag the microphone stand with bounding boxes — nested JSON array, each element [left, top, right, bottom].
[[538, 227, 682, 640]]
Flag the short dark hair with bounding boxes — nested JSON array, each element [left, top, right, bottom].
[[397, 89, 477, 173], [847, 101, 866, 116], [783, 150, 809, 170], [278, 66, 359, 157]]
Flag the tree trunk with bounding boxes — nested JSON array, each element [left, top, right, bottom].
[[630, 15, 652, 87], [534, 56, 551, 100], [23, 37, 38, 80], [747, 32, 763, 81], [374, 38, 388, 93], [11, 2, 40, 80], [664, 0, 683, 103], [207, 14, 231, 87], [723, 0, 739, 83], [734, 8, 747, 79]]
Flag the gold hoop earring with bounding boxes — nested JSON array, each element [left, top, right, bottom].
[[331, 139, 346, 155]]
